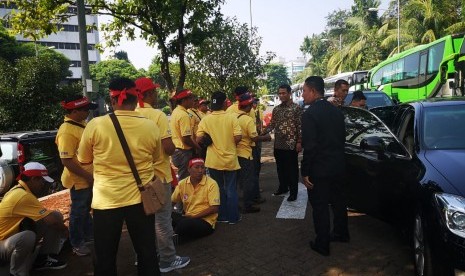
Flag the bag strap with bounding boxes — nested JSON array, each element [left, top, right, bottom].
[[65, 120, 85, 129], [109, 113, 143, 190], [237, 113, 246, 119]]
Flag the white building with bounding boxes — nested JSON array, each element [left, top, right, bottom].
[[0, 5, 100, 80], [273, 56, 307, 78], [285, 57, 306, 78]]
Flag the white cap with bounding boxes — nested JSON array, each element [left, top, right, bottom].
[[22, 162, 54, 183]]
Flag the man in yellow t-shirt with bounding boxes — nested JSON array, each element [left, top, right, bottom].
[[196, 91, 242, 224], [56, 95, 96, 257], [0, 162, 68, 274], [77, 77, 161, 275], [171, 158, 219, 242], [135, 77, 190, 273], [170, 89, 200, 181], [198, 99, 210, 117], [235, 94, 271, 214]]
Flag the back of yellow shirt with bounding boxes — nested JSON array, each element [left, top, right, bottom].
[[56, 116, 93, 190], [136, 103, 173, 183], [77, 111, 161, 210], [196, 111, 241, 170], [0, 182, 51, 240]]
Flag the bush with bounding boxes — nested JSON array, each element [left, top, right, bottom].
[[161, 106, 171, 116]]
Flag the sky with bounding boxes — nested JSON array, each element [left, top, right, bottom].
[[100, 0, 390, 70]]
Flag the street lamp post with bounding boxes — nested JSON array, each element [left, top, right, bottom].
[[368, 0, 400, 53], [321, 35, 343, 73]]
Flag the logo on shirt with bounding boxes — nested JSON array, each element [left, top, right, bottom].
[[39, 208, 47, 215], [183, 194, 188, 201]]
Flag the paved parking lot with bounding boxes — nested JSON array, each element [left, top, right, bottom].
[[32, 143, 415, 276]]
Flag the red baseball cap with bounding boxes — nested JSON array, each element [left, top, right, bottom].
[[135, 77, 160, 94], [18, 162, 54, 183]]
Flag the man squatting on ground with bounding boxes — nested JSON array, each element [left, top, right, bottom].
[[0, 162, 68, 276], [171, 158, 220, 241]]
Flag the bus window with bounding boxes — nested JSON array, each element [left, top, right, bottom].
[[404, 52, 420, 80], [428, 41, 445, 75], [392, 60, 404, 82], [382, 63, 393, 84], [372, 68, 383, 87]]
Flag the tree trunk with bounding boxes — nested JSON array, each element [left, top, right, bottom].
[[176, 1, 187, 91]]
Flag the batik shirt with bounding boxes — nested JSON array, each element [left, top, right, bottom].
[[264, 101, 302, 150]]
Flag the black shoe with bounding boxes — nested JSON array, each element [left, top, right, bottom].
[[287, 195, 297, 202], [253, 197, 266, 204], [272, 190, 289, 196], [34, 255, 67, 271], [330, 233, 350, 243], [243, 206, 260, 213], [309, 241, 330, 256]]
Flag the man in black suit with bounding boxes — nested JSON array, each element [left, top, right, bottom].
[[301, 76, 349, 256]]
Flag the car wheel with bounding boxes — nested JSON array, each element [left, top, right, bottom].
[[0, 161, 14, 195], [413, 213, 434, 276]]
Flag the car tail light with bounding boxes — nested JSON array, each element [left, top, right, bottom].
[[17, 143, 25, 165]]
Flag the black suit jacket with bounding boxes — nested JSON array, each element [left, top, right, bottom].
[[301, 98, 345, 179]]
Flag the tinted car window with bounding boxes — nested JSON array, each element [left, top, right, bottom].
[[344, 92, 394, 109], [343, 107, 406, 156], [423, 104, 465, 150]]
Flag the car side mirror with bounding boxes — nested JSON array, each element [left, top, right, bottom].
[[360, 136, 385, 152]]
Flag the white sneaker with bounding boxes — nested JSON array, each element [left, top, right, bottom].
[[159, 255, 190, 273]]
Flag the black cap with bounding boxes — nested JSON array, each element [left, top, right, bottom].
[[210, 91, 227, 110]]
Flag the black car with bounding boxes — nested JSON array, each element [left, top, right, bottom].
[[343, 90, 395, 109], [342, 98, 465, 276], [0, 130, 63, 197]]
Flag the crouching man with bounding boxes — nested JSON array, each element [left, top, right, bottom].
[[0, 162, 68, 276], [171, 158, 220, 243]]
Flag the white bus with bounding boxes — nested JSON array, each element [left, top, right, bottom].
[[323, 71, 368, 95]]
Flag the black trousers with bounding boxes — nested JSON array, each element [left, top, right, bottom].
[[93, 203, 159, 276], [307, 175, 349, 250], [274, 148, 299, 197], [172, 213, 214, 242]]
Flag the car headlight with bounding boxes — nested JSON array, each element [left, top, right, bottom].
[[435, 193, 465, 238]]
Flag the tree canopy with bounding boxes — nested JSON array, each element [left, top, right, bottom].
[[264, 64, 290, 94], [186, 17, 273, 99]]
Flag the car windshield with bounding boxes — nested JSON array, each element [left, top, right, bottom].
[[423, 104, 465, 150]]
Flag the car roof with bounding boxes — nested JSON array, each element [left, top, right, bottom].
[[0, 130, 57, 141]]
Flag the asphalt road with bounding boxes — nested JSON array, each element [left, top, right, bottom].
[[31, 135, 415, 276]]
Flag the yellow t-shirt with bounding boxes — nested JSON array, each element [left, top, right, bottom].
[[136, 103, 173, 183], [188, 108, 202, 139], [0, 181, 51, 240], [235, 110, 258, 159], [226, 102, 257, 123], [170, 105, 193, 150], [56, 116, 93, 190], [227, 103, 257, 146], [171, 175, 220, 228], [77, 110, 161, 210], [196, 111, 241, 170]]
